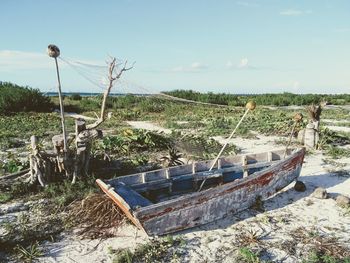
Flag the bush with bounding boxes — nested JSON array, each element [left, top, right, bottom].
[[70, 93, 82, 100], [164, 90, 350, 106], [0, 82, 53, 114]]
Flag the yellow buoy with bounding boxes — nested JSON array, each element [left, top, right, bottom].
[[246, 101, 256, 111], [294, 112, 303, 122]]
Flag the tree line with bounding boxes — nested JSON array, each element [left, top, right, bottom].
[[164, 90, 350, 106]]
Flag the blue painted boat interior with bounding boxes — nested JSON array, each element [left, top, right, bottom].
[[108, 163, 272, 206]]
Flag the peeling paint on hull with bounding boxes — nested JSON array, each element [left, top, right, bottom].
[[97, 148, 305, 236]]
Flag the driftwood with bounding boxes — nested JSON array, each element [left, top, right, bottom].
[[24, 53, 134, 186], [298, 104, 323, 149]]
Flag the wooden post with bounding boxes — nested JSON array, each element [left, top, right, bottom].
[[198, 101, 256, 192], [284, 113, 303, 157], [209, 101, 256, 172], [47, 45, 67, 154]]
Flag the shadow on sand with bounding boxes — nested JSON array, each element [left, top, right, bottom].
[[177, 172, 349, 235]]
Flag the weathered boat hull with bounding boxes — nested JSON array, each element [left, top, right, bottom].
[[97, 148, 305, 236]]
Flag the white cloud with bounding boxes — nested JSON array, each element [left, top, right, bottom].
[[0, 50, 53, 71], [171, 62, 208, 73], [171, 66, 185, 72], [226, 60, 233, 68], [236, 1, 259, 8], [226, 58, 260, 70], [0, 50, 105, 73], [238, 58, 249, 68], [191, 62, 207, 70], [280, 9, 312, 16], [226, 58, 252, 69]]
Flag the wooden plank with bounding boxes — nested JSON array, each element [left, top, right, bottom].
[[267, 151, 273, 162], [132, 179, 172, 192], [220, 155, 242, 168], [134, 148, 305, 235], [134, 149, 304, 217], [145, 170, 167, 181], [242, 155, 248, 177], [99, 148, 305, 236], [195, 159, 215, 172], [96, 179, 145, 230], [169, 164, 193, 177], [114, 183, 153, 209]]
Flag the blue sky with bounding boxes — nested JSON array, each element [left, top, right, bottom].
[[0, 0, 349, 94]]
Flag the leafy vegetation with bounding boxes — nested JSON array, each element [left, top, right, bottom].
[[0, 82, 53, 114], [325, 146, 350, 159], [95, 129, 172, 157], [238, 247, 261, 263], [41, 177, 98, 206], [302, 250, 350, 263], [15, 241, 43, 263], [165, 90, 350, 106], [0, 112, 75, 150], [70, 93, 82, 100], [0, 154, 28, 175], [175, 132, 239, 160], [111, 236, 185, 263]]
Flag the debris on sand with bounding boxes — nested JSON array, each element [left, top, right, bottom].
[[336, 195, 350, 207], [68, 193, 127, 239], [312, 187, 328, 199], [294, 180, 306, 192]]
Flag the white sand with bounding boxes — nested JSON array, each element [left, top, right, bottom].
[[126, 121, 172, 134], [38, 225, 148, 263], [325, 125, 350, 133], [323, 119, 350, 124], [32, 121, 350, 262], [64, 112, 97, 121]]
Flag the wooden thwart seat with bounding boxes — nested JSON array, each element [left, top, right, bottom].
[[132, 179, 172, 192], [193, 171, 223, 181], [114, 183, 153, 209]]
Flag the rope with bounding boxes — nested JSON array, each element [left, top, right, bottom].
[[119, 79, 230, 107], [59, 57, 107, 91], [59, 56, 233, 108], [198, 108, 251, 192]]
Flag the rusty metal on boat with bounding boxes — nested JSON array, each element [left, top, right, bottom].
[[96, 147, 305, 236]]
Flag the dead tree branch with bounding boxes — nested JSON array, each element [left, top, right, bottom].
[[87, 58, 135, 130]]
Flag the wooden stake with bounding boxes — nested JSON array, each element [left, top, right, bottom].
[[47, 45, 67, 154], [284, 112, 303, 158], [54, 57, 68, 153], [209, 108, 250, 171], [198, 101, 256, 192]]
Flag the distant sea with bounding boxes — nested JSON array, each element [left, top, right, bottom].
[[44, 92, 253, 97], [44, 92, 151, 97]]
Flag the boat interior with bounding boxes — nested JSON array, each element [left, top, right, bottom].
[[105, 149, 294, 210]]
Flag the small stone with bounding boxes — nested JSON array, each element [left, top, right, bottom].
[[312, 187, 328, 199], [336, 195, 350, 207], [294, 181, 306, 192]]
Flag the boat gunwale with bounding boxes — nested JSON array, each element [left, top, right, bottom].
[[95, 178, 144, 229], [109, 148, 291, 184], [133, 148, 305, 215]]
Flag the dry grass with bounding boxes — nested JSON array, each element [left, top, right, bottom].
[[290, 226, 350, 260], [236, 228, 265, 247], [68, 193, 127, 239], [306, 104, 322, 121]]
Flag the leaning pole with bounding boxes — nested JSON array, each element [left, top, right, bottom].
[[47, 45, 68, 154]]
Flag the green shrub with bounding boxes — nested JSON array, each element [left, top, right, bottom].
[[164, 90, 350, 106], [42, 177, 97, 206], [70, 93, 82, 100], [0, 82, 53, 114], [95, 129, 172, 157]]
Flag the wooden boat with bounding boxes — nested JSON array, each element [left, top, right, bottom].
[[96, 147, 305, 236]]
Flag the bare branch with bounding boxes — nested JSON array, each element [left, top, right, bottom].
[[86, 57, 134, 130]]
